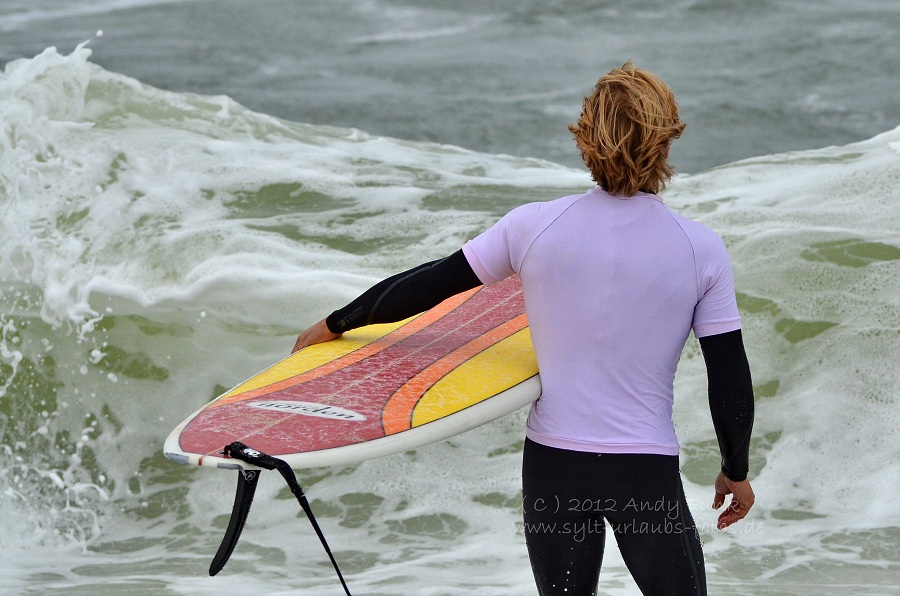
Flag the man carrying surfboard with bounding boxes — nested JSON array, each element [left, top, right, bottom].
[[293, 61, 755, 596]]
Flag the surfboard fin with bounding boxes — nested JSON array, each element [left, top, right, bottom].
[[209, 467, 260, 576], [210, 441, 352, 596]]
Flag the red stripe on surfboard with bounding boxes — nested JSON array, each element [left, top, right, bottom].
[[179, 276, 525, 458], [381, 313, 528, 435]]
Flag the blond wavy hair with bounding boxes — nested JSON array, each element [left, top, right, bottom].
[[569, 61, 686, 196]]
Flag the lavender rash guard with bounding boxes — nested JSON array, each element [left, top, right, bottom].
[[462, 187, 742, 455]]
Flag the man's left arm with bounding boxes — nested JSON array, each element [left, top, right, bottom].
[[292, 250, 481, 353]]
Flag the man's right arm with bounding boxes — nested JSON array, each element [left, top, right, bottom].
[[698, 329, 754, 481], [698, 329, 756, 528]]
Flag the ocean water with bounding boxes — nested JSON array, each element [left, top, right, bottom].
[[1, 1, 899, 595]]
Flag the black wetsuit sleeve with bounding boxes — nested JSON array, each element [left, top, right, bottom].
[[698, 329, 755, 482], [325, 249, 482, 334]]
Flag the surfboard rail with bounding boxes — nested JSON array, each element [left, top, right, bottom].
[[164, 375, 539, 470]]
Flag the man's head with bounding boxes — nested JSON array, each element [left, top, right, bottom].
[[569, 61, 685, 196]]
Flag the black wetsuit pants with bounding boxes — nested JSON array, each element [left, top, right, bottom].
[[522, 438, 707, 596]]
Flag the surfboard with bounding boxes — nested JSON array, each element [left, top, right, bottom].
[[164, 274, 540, 471]]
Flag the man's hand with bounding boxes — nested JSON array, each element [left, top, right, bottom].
[[712, 471, 755, 530], [292, 319, 342, 354]]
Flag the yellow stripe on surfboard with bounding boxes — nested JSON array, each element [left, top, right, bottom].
[[411, 327, 537, 427], [220, 318, 415, 399]]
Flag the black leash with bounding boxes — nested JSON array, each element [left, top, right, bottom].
[[211, 441, 352, 596]]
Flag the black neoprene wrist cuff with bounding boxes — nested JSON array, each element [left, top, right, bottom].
[[722, 466, 748, 482], [326, 305, 363, 334], [325, 313, 342, 334]]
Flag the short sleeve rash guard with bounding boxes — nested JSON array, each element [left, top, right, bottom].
[[462, 187, 741, 455]]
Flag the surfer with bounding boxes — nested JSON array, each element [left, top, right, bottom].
[[293, 61, 755, 596]]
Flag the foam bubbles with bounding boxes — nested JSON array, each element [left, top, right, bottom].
[[1, 46, 898, 594]]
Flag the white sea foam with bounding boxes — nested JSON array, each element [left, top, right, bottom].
[[1, 46, 587, 327], [1, 46, 898, 594]]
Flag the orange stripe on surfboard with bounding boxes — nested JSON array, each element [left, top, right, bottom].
[[207, 287, 480, 409], [381, 313, 528, 435]]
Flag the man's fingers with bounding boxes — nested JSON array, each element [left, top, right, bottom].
[[291, 319, 342, 355], [711, 473, 755, 529], [716, 497, 750, 529], [712, 491, 726, 510], [717, 510, 736, 529]]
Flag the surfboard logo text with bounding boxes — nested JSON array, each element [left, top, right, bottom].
[[247, 400, 367, 421]]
